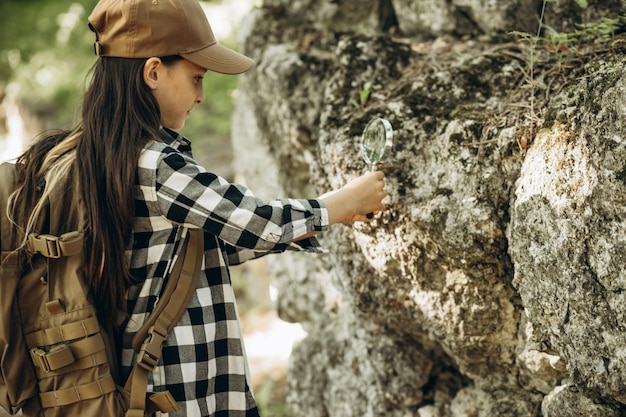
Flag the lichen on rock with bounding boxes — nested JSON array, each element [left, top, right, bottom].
[[232, 1, 626, 415]]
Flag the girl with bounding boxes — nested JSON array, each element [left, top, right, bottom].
[[8, 0, 387, 415]]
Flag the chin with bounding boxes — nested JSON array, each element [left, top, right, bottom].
[[163, 121, 185, 130]]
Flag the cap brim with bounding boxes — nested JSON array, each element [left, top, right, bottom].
[[181, 43, 254, 75]]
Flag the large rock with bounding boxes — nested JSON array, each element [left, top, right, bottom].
[[232, 0, 626, 415], [510, 69, 626, 405]]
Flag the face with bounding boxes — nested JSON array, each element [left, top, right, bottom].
[[144, 58, 207, 130]]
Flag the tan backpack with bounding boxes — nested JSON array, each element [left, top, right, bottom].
[[0, 161, 203, 416]]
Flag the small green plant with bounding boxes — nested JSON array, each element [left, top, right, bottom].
[[513, 0, 626, 74], [510, 0, 626, 151], [541, 15, 626, 67], [350, 81, 372, 108]]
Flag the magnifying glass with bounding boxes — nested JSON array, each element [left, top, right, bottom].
[[361, 117, 393, 218]]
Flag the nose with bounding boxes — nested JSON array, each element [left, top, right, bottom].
[[196, 89, 205, 104]]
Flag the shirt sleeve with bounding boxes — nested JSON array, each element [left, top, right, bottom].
[[153, 148, 329, 253], [224, 236, 327, 265]]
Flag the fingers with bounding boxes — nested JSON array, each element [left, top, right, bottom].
[[366, 171, 387, 215], [358, 189, 387, 219], [338, 170, 388, 224]]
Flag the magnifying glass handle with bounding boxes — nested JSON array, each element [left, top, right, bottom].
[[366, 163, 375, 219]]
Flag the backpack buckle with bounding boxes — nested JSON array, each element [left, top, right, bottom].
[[27, 231, 83, 258], [136, 326, 166, 372], [28, 234, 63, 258], [30, 345, 75, 373], [30, 348, 52, 372]]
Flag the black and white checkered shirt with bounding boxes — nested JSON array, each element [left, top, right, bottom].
[[120, 128, 328, 416]]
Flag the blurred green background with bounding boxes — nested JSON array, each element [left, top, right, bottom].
[[0, 0, 243, 175]]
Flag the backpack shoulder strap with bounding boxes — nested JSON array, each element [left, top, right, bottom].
[[124, 228, 204, 417]]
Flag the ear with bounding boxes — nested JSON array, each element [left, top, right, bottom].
[[143, 57, 162, 90]]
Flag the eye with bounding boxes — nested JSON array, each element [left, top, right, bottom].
[[194, 75, 204, 84]]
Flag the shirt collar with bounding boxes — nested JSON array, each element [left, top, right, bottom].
[[158, 127, 193, 155]]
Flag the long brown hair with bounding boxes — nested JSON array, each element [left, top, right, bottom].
[[10, 57, 162, 323]]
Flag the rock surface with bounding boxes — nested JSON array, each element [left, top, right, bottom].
[[232, 0, 626, 415]]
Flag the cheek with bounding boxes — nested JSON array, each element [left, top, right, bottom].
[[154, 85, 181, 114]]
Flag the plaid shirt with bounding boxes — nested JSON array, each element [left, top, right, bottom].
[[120, 128, 328, 416]]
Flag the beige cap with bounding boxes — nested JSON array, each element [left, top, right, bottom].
[[88, 0, 254, 74]]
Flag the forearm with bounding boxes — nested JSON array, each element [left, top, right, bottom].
[[291, 191, 354, 242], [319, 189, 356, 226], [291, 171, 386, 243]]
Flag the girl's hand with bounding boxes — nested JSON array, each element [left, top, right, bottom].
[[320, 171, 387, 225]]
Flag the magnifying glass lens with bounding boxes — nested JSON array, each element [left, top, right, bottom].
[[361, 118, 392, 170], [362, 123, 387, 166]]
